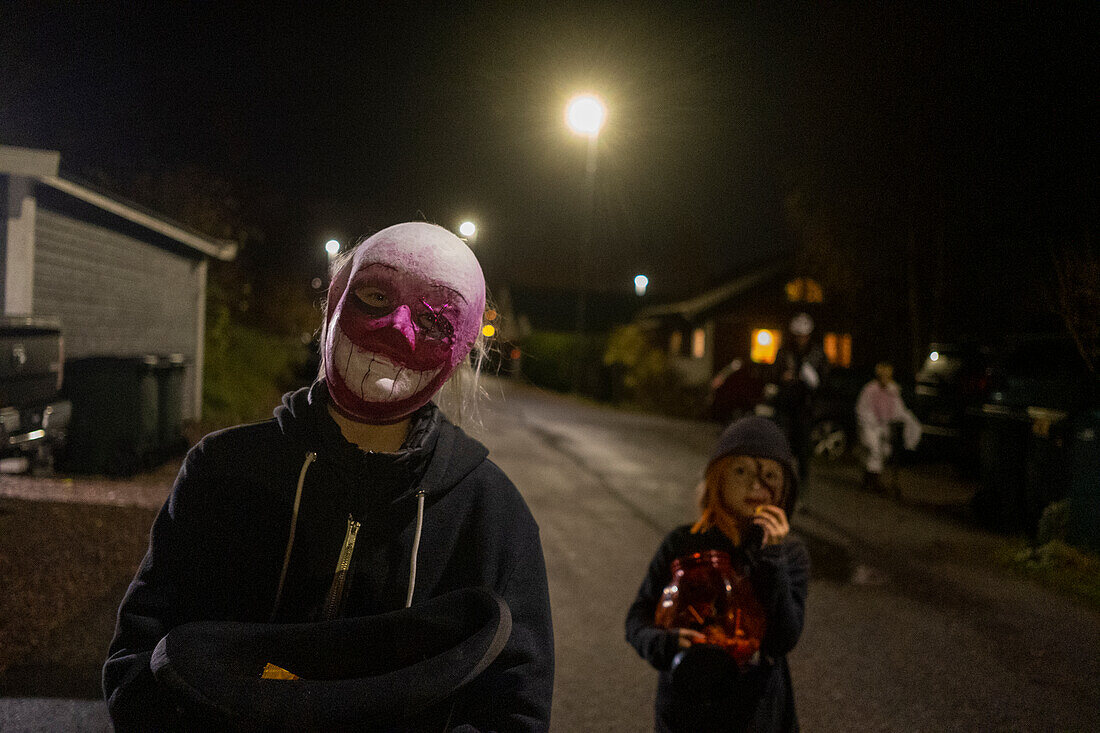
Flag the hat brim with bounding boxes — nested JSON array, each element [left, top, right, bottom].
[[151, 587, 511, 730]]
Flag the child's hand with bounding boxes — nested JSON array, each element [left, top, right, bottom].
[[752, 504, 790, 546], [676, 628, 707, 649]]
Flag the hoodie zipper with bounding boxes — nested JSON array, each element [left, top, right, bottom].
[[322, 513, 361, 620]]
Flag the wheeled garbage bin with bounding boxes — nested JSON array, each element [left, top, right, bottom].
[[973, 404, 1031, 533], [1067, 410, 1100, 553], [156, 353, 187, 456], [60, 355, 159, 476]]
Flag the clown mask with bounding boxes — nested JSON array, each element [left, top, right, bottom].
[[323, 222, 485, 424]]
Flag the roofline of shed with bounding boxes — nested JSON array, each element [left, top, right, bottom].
[[1, 145, 237, 261], [636, 258, 791, 323], [38, 175, 238, 261]]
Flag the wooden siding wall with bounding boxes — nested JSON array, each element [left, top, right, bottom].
[[32, 208, 202, 420]]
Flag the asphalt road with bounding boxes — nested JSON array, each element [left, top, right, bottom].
[[474, 378, 1100, 732], [2, 376, 1099, 731]]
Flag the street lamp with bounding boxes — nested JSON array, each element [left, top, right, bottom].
[[565, 94, 607, 139], [459, 220, 477, 239], [634, 274, 649, 297], [565, 93, 607, 392], [325, 239, 341, 258]]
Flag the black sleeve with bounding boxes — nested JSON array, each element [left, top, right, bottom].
[[624, 535, 683, 672], [752, 537, 810, 658], [102, 442, 212, 730], [458, 526, 555, 732]]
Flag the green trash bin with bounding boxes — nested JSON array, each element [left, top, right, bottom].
[[156, 353, 187, 455], [60, 355, 159, 476], [973, 404, 1031, 532], [1067, 410, 1100, 553]]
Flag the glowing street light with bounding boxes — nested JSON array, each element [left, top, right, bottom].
[[325, 239, 341, 257], [459, 220, 477, 238], [634, 274, 649, 297], [564, 93, 608, 393], [565, 94, 607, 138]]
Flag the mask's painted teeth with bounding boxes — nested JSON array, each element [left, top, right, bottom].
[[332, 328, 441, 402]]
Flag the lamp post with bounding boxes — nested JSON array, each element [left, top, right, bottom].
[[565, 93, 607, 392]]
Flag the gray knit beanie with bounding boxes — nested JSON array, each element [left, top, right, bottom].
[[707, 416, 798, 510]]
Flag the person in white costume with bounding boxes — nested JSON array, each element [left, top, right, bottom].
[[855, 362, 922, 491]]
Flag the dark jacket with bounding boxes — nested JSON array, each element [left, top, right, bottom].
[[625, 526, 809, 732], [103, 383, 554, 732]]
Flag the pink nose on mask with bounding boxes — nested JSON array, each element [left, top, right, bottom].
[[390, 304, 417, 350]]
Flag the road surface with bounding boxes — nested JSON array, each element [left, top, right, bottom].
[[2, 376, 1098, 731]]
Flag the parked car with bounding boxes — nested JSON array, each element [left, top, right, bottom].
[[708, 358, 767, 423], [0, 316, 71, 473], [911, 341, 995, 470], [985, 334, 1097, 413], [808, 365, 880, 461]]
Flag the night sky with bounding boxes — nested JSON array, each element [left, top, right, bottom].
[[1, 2, 1095, 335]]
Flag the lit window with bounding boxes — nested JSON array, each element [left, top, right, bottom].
[[784, 277, 823, 303], [824, 332, 852, 367], [669, 331, 683, 355], [691, 328, 706, 358], [750, 328, 780, 364]]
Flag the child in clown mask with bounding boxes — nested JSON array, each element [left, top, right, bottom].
[[626, 416, 810, 732], [104, 223, 554, 731]]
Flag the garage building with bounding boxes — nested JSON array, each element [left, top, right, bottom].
[[0, 144, 236, 424]]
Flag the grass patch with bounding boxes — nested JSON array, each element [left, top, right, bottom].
[[201, 307, 310, 433], [998, 538, 1100, 611]]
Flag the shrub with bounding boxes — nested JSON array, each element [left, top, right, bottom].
[[519, 330, 609, 397], [201, 301, 309, 433]]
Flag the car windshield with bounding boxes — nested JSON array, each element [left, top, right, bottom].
[[1002, 339, 1089, 379], [918, 350, 966, 381]]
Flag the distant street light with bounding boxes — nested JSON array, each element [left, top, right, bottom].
[[565, 94, 607, 138], [459, 220, 477, 239], [565, 93, 608, 393], [325, 239, 341, 257], [634, 274, 649, 297]]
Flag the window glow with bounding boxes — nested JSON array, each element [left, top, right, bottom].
[[751, 329, 780, 364], [691, 328, 706, 359], [824, 332, 853, 367]]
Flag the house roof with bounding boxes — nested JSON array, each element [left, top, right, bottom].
[[0, 145, 237, 261], [636, 258, 791, 324]]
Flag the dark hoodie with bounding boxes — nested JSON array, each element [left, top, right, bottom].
[[103, 383, 554, 731]]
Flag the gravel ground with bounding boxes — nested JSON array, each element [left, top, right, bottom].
[[0, 460, 178, 691], [0, 458, 180, 510]]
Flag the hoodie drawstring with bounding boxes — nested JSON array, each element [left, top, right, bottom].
[[405, 490, 426, 608], [270, 451, 316, 622]]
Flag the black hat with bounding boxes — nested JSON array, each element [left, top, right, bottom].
[[150, 587, 511, 730], [707, 416, 798, 509]]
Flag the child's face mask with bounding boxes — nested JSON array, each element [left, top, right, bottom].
[[323, 222, 485, 424]]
